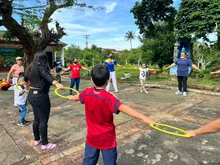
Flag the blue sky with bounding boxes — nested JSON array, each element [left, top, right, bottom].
[[0, 0, 181, 50], [49, 0, 182, 50], [5, 0, 218, 50]]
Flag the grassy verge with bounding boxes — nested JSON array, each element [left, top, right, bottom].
[[80, 65, 220, 89]]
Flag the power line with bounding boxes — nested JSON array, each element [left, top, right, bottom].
[[83, 35, 90, 48]]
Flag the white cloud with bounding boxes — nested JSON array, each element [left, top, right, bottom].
[[90, 36, 141, 50], [104, 2, 117, 14], [49, 22, 117, 38]]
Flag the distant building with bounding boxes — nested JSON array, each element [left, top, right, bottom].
[[0, 30, 67, 71], [101, 48, 120, 55]]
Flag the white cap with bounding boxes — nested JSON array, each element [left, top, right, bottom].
[[16, 57, 23, 61]]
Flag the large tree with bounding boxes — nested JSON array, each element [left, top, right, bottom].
[[0, 0, 98, 66], [175, 0, 220, 44], [131, 0, 176, 68], [130, 0, 176, 34], [141, 23, 175, 68]]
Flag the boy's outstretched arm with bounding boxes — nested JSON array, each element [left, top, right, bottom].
[[186, 119, 220, 137], [118, 104, 156, 125], [211, 70, 220, 75], [68, 95, 80, 101]]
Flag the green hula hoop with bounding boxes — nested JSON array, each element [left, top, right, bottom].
[[149, 123, 191, 138], [55, 87, 79, 99]]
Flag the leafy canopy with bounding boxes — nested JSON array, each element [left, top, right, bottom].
[[175, 0, 220, 42], [130, 0, 176, 34]]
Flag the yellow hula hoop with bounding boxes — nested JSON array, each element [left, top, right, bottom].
[[54, 87, 79, 99], [149, 123, 191, 138], [16, 83, 29, 92]]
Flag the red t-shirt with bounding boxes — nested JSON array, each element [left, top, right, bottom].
[[70, 63, 82, 78], [79, 87, 122, 150]]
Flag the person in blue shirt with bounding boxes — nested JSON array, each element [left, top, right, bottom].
[[103, 53, 123, 93], [166, 52, 201, 96]]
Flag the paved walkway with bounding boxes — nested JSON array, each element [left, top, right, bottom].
[[0, 78, 220, 165]]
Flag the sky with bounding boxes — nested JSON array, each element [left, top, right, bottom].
[[3, 0, 216, 50], [48, 0, 181, 50]]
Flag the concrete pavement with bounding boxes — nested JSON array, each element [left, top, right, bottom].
[[0, 78, 220, 165]]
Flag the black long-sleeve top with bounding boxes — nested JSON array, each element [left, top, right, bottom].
[[27, 64, 54, 93]]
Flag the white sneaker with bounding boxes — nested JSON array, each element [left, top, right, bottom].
[[140, 88, 143, 93], [183, 92, 187, 97], [175, 91, 182, 95], [144, 90, 148, 94]]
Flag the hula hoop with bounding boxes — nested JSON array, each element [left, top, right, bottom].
[[55, 87, 79, 99], [149, 123, 191, 138], [16, 83, 29, 92]]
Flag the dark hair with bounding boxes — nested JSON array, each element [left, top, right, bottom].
[[91, 64, 110, 87], [25, 50, 50, 79], [18, 72, 25, 81]]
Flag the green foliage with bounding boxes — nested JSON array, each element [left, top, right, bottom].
[[201, 69, 211, 75], [131, 0, 176, 68], [24, 15, 42, 31], [64, 44, 84, 63], [175, 0, 220, 42], [193, 42, 220, 69], [2, 31, 16, 42], [130, 0, 176, 34], [64, 44, 112, 67], [118, 48, 143, 65], [141, 23, 175, 68]]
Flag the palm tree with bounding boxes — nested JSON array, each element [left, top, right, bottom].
[[125, 31, 135, 50]]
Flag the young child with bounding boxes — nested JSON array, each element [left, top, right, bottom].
[[135, 63, 154, 94], [17, 72, 30, 126], [68, 64, 156, 165]]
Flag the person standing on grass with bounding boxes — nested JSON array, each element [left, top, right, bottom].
[[64, 57, 90, 94], [25, 50, 64, 150], [68, 64, 156, 165], [166, 52, 201, 97], [6, 57, 24, 107], [103, 53, 123, 93]]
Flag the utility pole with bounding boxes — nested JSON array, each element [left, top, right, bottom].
[[83, 35, 90, 48]]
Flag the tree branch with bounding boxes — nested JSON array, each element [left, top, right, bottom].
[[1, 0, 34, 48], [14, 4, 48, 10]]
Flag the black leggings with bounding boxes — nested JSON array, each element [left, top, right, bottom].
[[28, 90, 51, 145], [177, 76, 188, 92]]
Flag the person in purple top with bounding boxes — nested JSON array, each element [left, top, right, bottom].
[[166, 52, 201, 96]]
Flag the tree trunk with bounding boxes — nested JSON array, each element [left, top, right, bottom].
[[23, 47, 35, 68]]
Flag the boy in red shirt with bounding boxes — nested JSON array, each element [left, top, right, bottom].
[[68, 64, 156, 165]]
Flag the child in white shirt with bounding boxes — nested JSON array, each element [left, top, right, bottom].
[[135, 63, 154, 94], [17, 72, 30, 126]]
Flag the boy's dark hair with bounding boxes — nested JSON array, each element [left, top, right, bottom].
[[91, 64, 110, 87], [19, 72, 25, 77], [18, 72, 25, 82]]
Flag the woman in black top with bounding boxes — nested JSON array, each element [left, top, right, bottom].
[[25, 50, 63, 150]]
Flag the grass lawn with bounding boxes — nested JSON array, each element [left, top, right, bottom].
[[79, 64, 220, 89]]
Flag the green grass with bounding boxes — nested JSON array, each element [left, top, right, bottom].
[[79, 64, 220, 87]]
